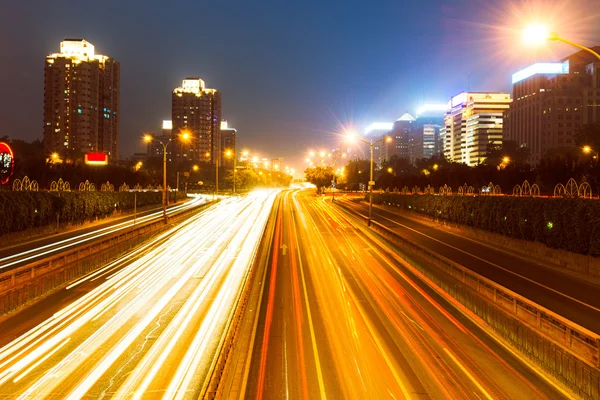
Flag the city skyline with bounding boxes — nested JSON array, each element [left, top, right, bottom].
[[1, 0, 600, 173]]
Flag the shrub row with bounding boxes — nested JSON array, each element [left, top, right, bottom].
[[368, 193, 600, 257], [0, 191, 186, 237]]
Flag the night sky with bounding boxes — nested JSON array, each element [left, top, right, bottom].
[[1, 0, 598, 173]]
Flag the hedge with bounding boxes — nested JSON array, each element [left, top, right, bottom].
[[368, 193, 600, 257], [0, 191, 186, 237]]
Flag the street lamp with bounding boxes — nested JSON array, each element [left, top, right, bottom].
[[144, 131, 190, 223], [346, 132, 392, 226], [583, 145, 598, 164], [225, 148, 236, 194], [327, 151, 346, 202], [523, 25, 600, 61]]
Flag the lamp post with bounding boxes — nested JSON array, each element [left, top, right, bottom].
[[144, 131, 190, 223], [583, 145, 599, 165], [328, 151, 346, 202], [523, 25, 600, 61], [347, 133, 391, 226], [225, 149, 236, 194]]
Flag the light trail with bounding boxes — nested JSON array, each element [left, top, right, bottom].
[[0, 194, 209, 270], [0, 190, 277, 398]]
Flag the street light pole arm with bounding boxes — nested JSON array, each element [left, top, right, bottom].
[[552, 34, 600, 61]]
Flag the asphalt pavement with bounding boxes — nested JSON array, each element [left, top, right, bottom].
[[244, 190, 568, 399], [0, 191, 277, 398]]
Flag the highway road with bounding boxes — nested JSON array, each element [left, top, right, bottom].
[[244, 190, 568, 399], [0, 191, 277, 399], [337, 197, 600, 334], [0, 194, 210, 272]]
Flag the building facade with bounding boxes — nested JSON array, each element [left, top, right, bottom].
[[410, 115, 443, 163], [172, 78, 222, 164], [220, 120, 237, 168], [44, 39, 120, 162], [504, 47, 600, 164], [384, 113, 416, 161], [442, 92, 511, 165]]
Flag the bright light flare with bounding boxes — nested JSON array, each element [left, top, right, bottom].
[[522, 24, 551, 45], [143, 134, 153, 143], [583, 145, 592, 154]]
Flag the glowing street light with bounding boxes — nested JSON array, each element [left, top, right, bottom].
[[502, 156, 510, 164], [522, 24, 600, 61], [432, 164, 439, 171], [583, 145, 592, 154], [344, 132, 391, 225], [224, 149, 237, 194], [192, 165, 199, 172], [143, 132, 191, 223], [522, 24, 551, 46], [387, 167, 393, 173]]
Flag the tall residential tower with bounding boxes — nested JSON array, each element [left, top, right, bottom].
[[44, 39, 120, 162], [172, 78, 222, 164]]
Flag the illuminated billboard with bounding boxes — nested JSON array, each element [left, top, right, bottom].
[[0, 142, 14, 184], [512, 61, 569, 84], [85, 153, 108, 166]]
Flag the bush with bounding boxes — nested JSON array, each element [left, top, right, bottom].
[[368, 193, 600, 256], [0, 191, 186, 236]]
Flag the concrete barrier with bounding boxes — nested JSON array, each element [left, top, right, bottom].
[[337, 201, 600, 400], [0, 200, 217, 316]]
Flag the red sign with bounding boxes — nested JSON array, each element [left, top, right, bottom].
[[0, 142, 14, 184], [85, 153, 108, 165]]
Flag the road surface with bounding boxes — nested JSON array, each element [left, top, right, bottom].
[[338, 197, 600, 334], [0, 194, 209, 272], [244, 190, 567, 399], [0, 191, 276, 399]]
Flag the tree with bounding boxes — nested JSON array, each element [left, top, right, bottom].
[[304, 166, 333, 193], [344, 159, 371, 191]]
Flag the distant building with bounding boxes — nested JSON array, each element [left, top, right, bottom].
[[384, 113, 416, 161], [172, 78, 222, 164], [442, 92, 512, 165], [44, 39, 120, 162], [146, 120, 174, 160], [410, 115, 444, 163], [220, 120, 237, 168], [504, 47, 600, 164], [363, 123, 393, 165]]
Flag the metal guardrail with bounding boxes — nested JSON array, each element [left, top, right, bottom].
[[0, 200, 218, 315], [336, 201, 600, 400]]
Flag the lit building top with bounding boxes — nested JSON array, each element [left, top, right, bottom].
[[221, 120, 237, 132], [47, 39, 110, 64], [174, 78, 217, 96], [162, 120, 173, 130], [365, 122, 393, 135], [396, 112, 416, 122], [416, 104, 447, 116], [512, 61, 570, 84]]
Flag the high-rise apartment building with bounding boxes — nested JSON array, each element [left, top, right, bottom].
[[44, 39, 120, 162], [172, 78, 222, 164], [503, 47, 600, 164], [441, 92, 511, 165], [220, 120, 237, 168]]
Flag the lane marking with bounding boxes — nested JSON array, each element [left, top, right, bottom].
[[443, 348, 493, 400], [291, 196, 327, 400]]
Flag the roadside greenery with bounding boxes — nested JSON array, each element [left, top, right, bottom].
[[0, 191, 183, 236], [368, 193, 600, 256]]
